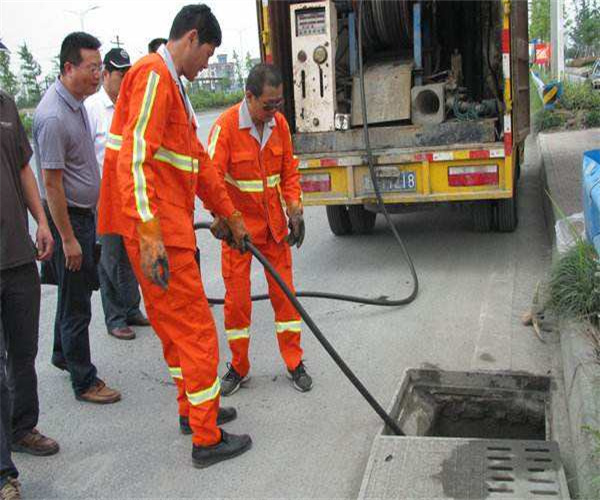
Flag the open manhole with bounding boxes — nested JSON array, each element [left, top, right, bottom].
[[358, 370, 570, 499], [388, 370, 550, 440]]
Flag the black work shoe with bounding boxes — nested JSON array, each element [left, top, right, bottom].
[[180, 407, 238, 435], [192, 429, 252, 469], [220, 363, 250, 397], [287, 362, 313, 392]]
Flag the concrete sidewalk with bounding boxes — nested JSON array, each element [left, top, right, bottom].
[[538, 127, 600, 499]]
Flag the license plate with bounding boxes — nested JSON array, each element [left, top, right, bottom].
[[363, 170, 417, 193]]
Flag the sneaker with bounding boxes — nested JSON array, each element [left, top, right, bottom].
[[12, 428, 59, 456], [287, 362, 313, 392], [179, 407, 238, 435], [76, 379, 121, 404], [0, 478, 21, 500], [220, 364, 250, 397], [192, 429, 252, 469]]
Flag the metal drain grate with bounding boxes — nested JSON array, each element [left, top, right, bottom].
[[358, 437, 569, 499]]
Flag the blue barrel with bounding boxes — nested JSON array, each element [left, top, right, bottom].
[[582, 149, 600, 253]]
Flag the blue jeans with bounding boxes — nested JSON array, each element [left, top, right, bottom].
[[47, 208, 98, 396], [98, 234, 142, 330], [0, 323, 18, 487]]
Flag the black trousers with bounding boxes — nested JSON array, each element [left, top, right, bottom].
[[0, 263, 40, 443], [47, 209, 98, 395], [0, 316, 18, 486]]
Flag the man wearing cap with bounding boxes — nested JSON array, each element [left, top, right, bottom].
[[85, 48, 150, 341]]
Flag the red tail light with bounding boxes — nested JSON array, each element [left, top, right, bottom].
[[300, 173, 331, 193], [448, 165, 499, 187]]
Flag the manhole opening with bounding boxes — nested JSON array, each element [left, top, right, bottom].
[[386, 370, 551, 441]]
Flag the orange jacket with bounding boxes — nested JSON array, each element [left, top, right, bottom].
[[205, 101, 302, 245], [97, 50, 235, 250]]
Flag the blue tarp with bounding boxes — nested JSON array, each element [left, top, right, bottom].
[[582, 149, 600, 254]]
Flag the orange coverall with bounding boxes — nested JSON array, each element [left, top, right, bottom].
[[97, 48, 236, 446], [205, 101, 304, 377]]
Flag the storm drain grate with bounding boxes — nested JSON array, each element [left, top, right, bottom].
[[358, 437, 569, 499]]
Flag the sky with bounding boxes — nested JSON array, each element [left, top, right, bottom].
[[0, 0, 260, 76]]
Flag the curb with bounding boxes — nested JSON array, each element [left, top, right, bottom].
[[538, 133, 600, 499]]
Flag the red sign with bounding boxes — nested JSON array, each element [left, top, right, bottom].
[[535, 43, 551, 65]]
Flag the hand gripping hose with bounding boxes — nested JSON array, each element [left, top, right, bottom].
[[194, 221, 405, 436]]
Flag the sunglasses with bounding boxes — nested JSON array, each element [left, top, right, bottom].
[[261, 99, 284, 112]]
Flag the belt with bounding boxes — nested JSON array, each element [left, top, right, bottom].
[[43, 202, 94, 217]]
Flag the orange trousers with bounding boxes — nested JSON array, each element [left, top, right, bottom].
[[124, 239, 221, 446], [222, 234, 303, 377]]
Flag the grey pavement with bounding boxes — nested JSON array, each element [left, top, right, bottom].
[[539, 127, 600, 499], [16, 122, 559, 498]]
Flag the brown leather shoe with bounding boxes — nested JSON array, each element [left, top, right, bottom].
[[108, 326, 135, 340], [76, 379, 121, 404], [126, 314, 151, 327], [12, 428, 59, 456]]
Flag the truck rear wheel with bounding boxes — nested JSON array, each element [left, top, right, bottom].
[[348, 205, 377, 234], [496, 184, 519, 232], [472, 202, 494, 232], [326, 205, 353, 236]]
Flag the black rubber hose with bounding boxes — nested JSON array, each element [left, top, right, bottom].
[[194, 223, 405, 436]]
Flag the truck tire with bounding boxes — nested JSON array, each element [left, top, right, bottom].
[[496, 184, 519, 232], [348, 205, 377, 234], [326, 205, 353, 236], [472, 202, 494, 232]]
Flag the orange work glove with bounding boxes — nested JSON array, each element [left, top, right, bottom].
[[286, 201, 305, 248], [224, 210, 249, 253], [136, 218, 170, 290]]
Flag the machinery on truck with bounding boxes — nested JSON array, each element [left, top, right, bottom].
[[255, 0, 530, 233]]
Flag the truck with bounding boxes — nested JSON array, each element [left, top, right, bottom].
[[254, 0, 530, 234]]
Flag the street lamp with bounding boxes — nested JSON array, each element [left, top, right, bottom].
[[65, 5, 100, 32]]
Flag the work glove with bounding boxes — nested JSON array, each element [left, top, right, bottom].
[[210, 216, 234, 246], [137, 218, 170, 290], [224, 211, 250, 253], [286, 202, 305, 248]]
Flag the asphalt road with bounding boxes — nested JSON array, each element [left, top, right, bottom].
[[17, 122, 557, 498]]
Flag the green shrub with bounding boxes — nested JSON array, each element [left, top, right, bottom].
[[561, 80, 600, 111], [547, 239, 600, 322], [19, 111, 33, 138], [537, 109, 567, 131], [584, 108, 600, 128], [188, 89, 244, 111]]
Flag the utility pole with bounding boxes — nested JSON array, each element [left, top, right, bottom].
[[551, 0, 565, 79], [65, 5, 100, 32], [111, 36, 123, 48]]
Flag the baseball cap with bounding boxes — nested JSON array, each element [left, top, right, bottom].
[[103, 48, 131, 69]]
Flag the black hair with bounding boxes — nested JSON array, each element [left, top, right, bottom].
[[148, 38, 168, 54], [169, 4, 221, 46], [104, 62, 119, 73], [59, 32, 101, 75], [245, 64, 282, 97]]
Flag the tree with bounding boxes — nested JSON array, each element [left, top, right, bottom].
[[232, 50, 243, 88], [18, 43, 42, 106], [244, 51, 254, 76], [569, 0, 600, 55], [0, 50, 19, 97], [529, 0, 551, 41]]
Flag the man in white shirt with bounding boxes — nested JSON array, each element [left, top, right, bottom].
[[85, 48, 149, 340]]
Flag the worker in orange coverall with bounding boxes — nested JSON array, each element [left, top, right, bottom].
[[205, 64, 312, 397], [97, 4, 252, 469]]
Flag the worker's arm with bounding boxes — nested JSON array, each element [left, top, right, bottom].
[[36, 117, 81, 271], [117, 68, 172, 288], [20, 164, 53, 260], [279, 117, 305, 248], [279, 117, 302, 208], [200, 121, 248, 250]]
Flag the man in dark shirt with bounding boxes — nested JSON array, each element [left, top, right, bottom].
[[0, 88, 59, 499]]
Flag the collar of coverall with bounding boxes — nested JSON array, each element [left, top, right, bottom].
[[157, 44, 198, 128], [238, 98, 276, 151]]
